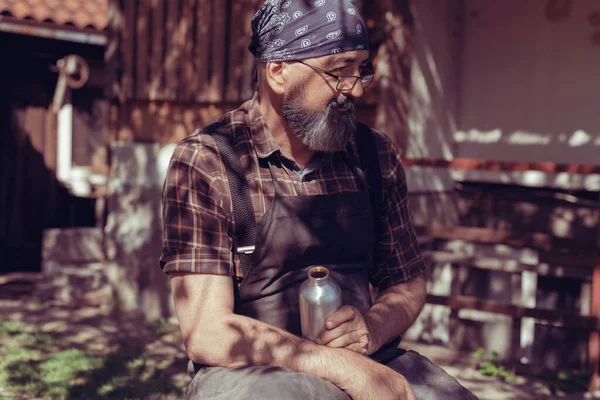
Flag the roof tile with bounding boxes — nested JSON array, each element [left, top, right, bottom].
[[0, 0, 108, 30]]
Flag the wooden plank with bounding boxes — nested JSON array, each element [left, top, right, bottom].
[[589, 203, 600, 391], [164, 0, 180, 100], [240, 1, 261, 100], [520, 271, 537, 365], [105, 0, 123, 100], [416, 225, 598, 252], [194, 0, 212, 102], [426, 294, 600, 331], [0, 272, 41, 285], [402, 157, 600, 175], [149, 0, 165, 100], [225, 0, 243, 101], [589, 267, 600, 391], [179, 0, 196, 101], [121, 0, 137, 99], [209, 0, 227, 102], [135, 0, 151, 99], [509, 316, 522, 372], [423, 250, 593, 280]]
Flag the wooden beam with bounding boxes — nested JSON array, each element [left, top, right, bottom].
[[0, 272, 41, 286], [135, 0, 150, 99], [164, 0, 179, 100], [402, 157, 600, 175], [225, 0, 244, 102], [423, 250, 593, 281], [209, 0, 227, 102], [194, 0, 212, 102], [417, 226, 599, 270], [426, 294, 600, 332], [104, 0, 122, 100], [179, 0, 196, 101], [121, 0, 136, 99], [417, 225, 598, 252], [589, 198, 600, 391], [149, 0, 165, 100]]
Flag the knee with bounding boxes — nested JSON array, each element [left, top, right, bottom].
[[246, 367, 350, 400], [389, 351, 479, 400], [189, 366, 350, 400]]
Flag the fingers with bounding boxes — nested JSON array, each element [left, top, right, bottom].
[[317, 321, 353, 345], [327, 331, 369, 352], [324, 305, 358, 330]]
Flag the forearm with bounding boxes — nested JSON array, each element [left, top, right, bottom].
[[187, 311, 382, 390], [365, 274, 427, 352]]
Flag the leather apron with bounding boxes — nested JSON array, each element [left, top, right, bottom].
[[235, 155, 375, 338]]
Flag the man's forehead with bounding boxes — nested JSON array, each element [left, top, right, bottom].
[[313, 50, 370, 67]]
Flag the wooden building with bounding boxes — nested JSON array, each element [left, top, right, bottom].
[[0, 0, 109, 274]]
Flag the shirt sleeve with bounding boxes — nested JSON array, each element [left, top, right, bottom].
[[369, 133, 427, 290], [159, 139, 233, 276]]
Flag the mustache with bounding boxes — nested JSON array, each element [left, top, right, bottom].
[[328, 95, 355, 111]]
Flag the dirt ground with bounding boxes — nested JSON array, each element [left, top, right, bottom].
[[1, 286, 599, 400]]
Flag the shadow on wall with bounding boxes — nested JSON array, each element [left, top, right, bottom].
[[105, 142, 178, 321], [404, 0, 461, 161]]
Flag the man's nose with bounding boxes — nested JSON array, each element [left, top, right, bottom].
[[347, 80, 364, 98]]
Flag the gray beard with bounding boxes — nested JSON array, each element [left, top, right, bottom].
[[281, 86, 357, 153]]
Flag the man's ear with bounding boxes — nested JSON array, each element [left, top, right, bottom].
[[264, 62, 286, 95]]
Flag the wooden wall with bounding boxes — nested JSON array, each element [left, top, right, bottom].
[[105, 0, 409, 144], [106, 0, 263, 104]]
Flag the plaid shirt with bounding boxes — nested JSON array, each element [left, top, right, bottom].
[[159, 93, 426, 290]]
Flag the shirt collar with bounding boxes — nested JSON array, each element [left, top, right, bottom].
[[246, 91, 282, 159]]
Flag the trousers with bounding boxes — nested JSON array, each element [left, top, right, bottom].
[[186, 348, 479, 400]]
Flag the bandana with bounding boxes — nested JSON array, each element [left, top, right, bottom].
[[249, 0, 370, 62]]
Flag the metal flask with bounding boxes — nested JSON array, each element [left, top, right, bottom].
[[299, 266, 342, 341]]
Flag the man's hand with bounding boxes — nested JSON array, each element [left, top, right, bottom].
[[316, 305, 378, 356], [337, 356, 417, 400]]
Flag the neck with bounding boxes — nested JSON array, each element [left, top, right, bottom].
[[259, 96, 314, 169]]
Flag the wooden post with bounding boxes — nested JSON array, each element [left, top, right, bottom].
[[149, 0, 165, 100], [589, 202, 600, 391], [105, 0, 123, 102], [135, 0, 150, 99], [520, 271, 537, 365], [121, 0, 136, 100]]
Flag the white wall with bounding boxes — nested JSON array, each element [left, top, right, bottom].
[[457, 0, 600, 166], [407, 0, 600, 192]]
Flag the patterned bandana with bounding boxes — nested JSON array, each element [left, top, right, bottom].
[[249, 0, 370, 62]]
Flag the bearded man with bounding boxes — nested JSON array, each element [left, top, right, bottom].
[[160, 1, 478, 399]]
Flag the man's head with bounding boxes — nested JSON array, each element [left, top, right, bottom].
[[249, 0, 373, 152]]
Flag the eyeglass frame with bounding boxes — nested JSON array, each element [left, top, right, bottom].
[[294, 59, 375, 91]]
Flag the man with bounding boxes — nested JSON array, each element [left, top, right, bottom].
[[160, 1, 478, 399]]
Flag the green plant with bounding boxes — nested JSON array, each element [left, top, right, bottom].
[[548, 369, 590, 395], [472, 347, 516, 382]]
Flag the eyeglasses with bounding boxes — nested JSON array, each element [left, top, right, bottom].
[[295, 60, 375, 91]]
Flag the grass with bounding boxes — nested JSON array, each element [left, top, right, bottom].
[[471, 347, 516, 382], [0, 317, 186, 400]]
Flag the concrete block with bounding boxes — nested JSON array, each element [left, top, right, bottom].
[[42, 228, 104, 264]]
